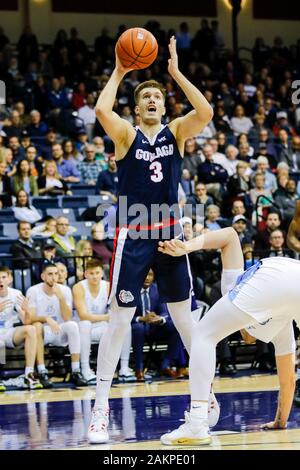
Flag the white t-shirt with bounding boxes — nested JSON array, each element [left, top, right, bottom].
[[0, 287, 23, 332], [79, 279, 109, 316], [26, 283, 72, 324], [230, 257, 300, 326]]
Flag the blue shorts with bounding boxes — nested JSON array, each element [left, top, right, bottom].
[[109, 224, 192, 307]]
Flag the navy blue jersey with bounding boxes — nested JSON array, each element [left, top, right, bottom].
[[117, 125, 182, 226]]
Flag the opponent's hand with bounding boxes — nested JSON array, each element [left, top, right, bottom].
[[261, 421, 286, 430], [158, 239, 187, 257], [168, 36, 179, 77]]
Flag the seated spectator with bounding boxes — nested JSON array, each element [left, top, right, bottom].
[[74, 239, 93, 281], [197, 144, 228, 203], [228, 199, 256, 238], [267, 229, 292, 258], [254, 211, 283, 250], [38, 128, 57, 161], [71, 82, 87, 110], [62, 139, 84, 166], [182, 137, 202, 179], [78, 145, 102, 185], [56, 262, 69, 285], [31, 217, 57, 238], [12, 189, 42, 224], [26, 110, 48, 143], [73, 258, 110, 383], [230, 104, 253, 135], [91, 222, 113, 276], [236, 133, 254, 157], [254, 142, 278, 170], [2, 110, 24, 139], [25, 145, 43, 176], [252, 156, 277, 193], [27, 261, 87, 388], [249, 172, 273, 207], [274, 178, 299, 223], [213, 106, 232, 134], [280, 136, 300, 172], [47, 77, 70, 111], [77, 93, 97, 141], [12, 159, 38, 196], [10, 221, 42, 272], [186, 182, 214, 224], [227, 161, 250, 198], [205, 204, 223, 231], [95, 154, 118, 202], [0, 266, 42, 390], [3, 148, 17, 178], [8, 136, 25, 163], [93, 136, 108, 170], [132, 269, 187, 381], [41, 238, 57, 262], [0, 160, 12, 207], [51, 143, 80, 183], [180, 169, 194, 197], [51, 216, 76, 259], [225, 145, 239, 176], [37, 160, 70, 196], [275, 128, 291, 162], [236, 142, 252, 164], [232, 214, 253, 244]]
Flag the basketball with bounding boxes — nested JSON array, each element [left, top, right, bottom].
[[116, 27, 158, 70]]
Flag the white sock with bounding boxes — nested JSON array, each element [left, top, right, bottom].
[[190, 401, 209, 420], [79, 320, 92, 370], [94, 399, 109, 410], [297, 368, 300, 381], [72, 361, 80, 372], [25, 366, 34, 376], [37, 364, 47, 374], [221, 269, 244, 296], [81, 362, 90, 374]]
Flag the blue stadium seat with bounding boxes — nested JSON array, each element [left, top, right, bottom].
[[70, 184, 96, 195], [0, 237, 17, 253], [13, 269, 32, 293], [72, 221, 94, 239], [32, 197, 61, 209], [46, 208, 76, 221], [0, 209, 16, 223], [0, 253, 12, 268], [61, 196, 89, 208], [2, 224, 19, 238]]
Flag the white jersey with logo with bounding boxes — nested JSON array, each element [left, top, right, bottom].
[[230, 257, 300, 326], [79, 279, 109, 317], [26, 283, 72, 324], [0, 287, 22, 332]]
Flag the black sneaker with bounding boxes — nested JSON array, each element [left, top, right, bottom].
[[24, 373, 43, 390], [294, 379, 300, 407], [70, 370, 88, 387], [38, 372, 53, 389]]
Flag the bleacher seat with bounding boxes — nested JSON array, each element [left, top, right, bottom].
[[0, 237, 17, 253], [70, 184, 96, 195], [61, 196, 88, 208], [46, 208, 76, 221], [0, 209, 16, 223], [13, 269, 32, 292], [88, 195, 113, 207], [32, 197, 61, 209], [2, 224, 19, 238], [72, 221, 93, 239], [0, 253, 12, 267]]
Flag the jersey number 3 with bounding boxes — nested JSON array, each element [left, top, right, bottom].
[[149, 161, 163, 183]]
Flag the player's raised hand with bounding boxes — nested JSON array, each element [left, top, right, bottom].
[[115, 47, 135, 75], [158, 239, 187, 257], [168, 36, 179, 77]]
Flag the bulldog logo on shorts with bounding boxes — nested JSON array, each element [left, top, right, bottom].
[[119, 290, 134, 304]]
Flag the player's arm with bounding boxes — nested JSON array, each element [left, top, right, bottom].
[[262, 353, 295, 429], [53, 285, 72, 322], [73, 284, 108, 323], [95, 54, 136, 151], [158, 227, 243, 270], [287, 201, 300, 252], [167, 36, 213, 143]]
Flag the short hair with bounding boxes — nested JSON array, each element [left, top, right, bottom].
[[0, 266, 12, 276], [85, 258, 103, 271], [134, 80, 166, 104], [17, 221, 31, 231]]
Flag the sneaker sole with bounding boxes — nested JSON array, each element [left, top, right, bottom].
[[161, 436, 212, 446], [88, 434, 109, 445]]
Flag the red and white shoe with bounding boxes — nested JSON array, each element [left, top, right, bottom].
[[208, 387, 220, 428], [88, 407, 109, 444]]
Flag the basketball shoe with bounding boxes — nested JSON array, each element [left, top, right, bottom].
[[208, 388, 220, 427], [160, 411, 211, 446], [88, 406, 109, 444], [24, 373, 43, 390]]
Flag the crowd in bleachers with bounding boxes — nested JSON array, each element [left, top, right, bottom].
[[0, 19, 300, 383]]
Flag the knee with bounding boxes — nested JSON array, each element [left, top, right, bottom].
[[65, 321, 79, 334], [24, 325, 36, 338], [132, 322, 144, 336], [79, 320, 91, 332]]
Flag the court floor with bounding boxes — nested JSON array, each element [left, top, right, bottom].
[[0, 373, 300, 450]]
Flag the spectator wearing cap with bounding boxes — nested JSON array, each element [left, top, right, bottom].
[[272, 111, 297, 138], [26, 110, 48, 143], [78, 145, 102, 185], [95, 154, 118, 203], [12, 189, 42, 224], [254, 142, 277, 170], [42, 238, 57, 261], [279, 136, 300, 172], [252, 156, 277, 193], [228, 200, 256, 238], [20, 130, 32, 151], [232, 214, 253, 244]]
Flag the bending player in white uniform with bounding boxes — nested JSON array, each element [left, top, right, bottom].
[[158, 227, 297, 445], [0, 266, 42, 390], [27, 261, 87, 388], [73, 258, 133, 384]]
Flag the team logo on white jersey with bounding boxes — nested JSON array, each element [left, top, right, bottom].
[[119, 290, 134, 304]]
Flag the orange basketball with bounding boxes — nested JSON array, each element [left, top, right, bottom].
[[116, 27, 158, 70]]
